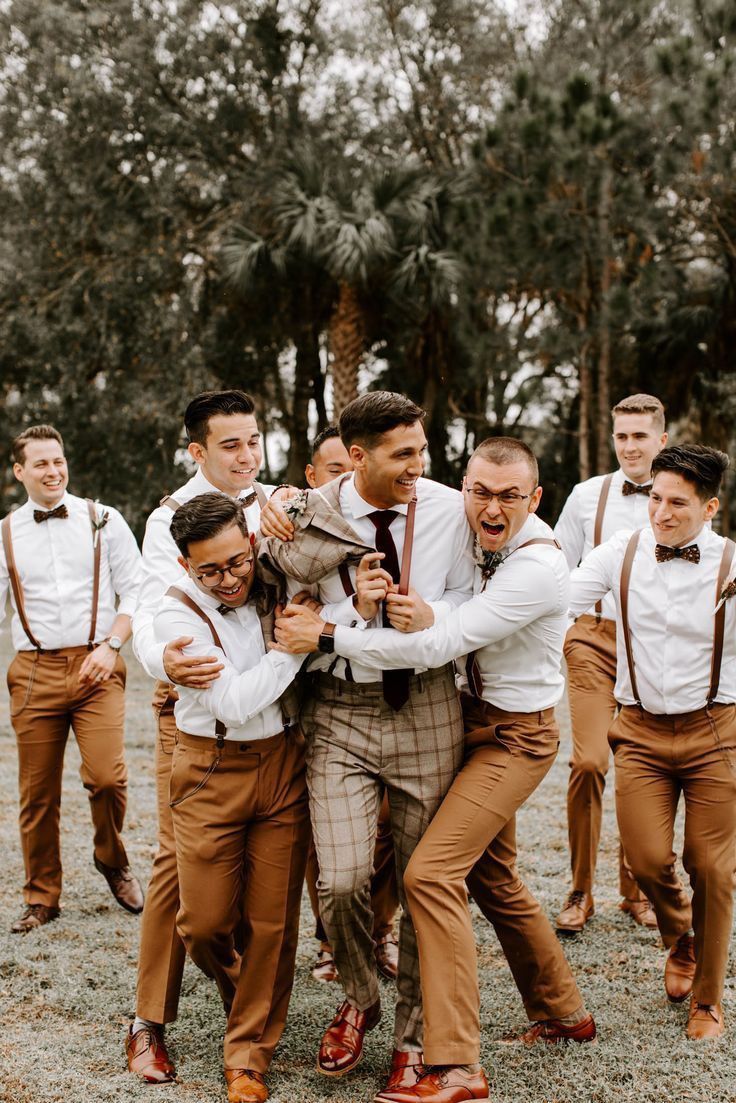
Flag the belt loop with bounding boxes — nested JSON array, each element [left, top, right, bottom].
[[417, 673, 424, 693]]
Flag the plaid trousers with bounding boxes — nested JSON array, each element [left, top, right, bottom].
[[301, 665, 464, 1051]]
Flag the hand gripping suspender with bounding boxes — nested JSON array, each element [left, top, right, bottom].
[[592, 474, 613, 620], [619, 531, 736, 711], [1, 499, 102, 652]]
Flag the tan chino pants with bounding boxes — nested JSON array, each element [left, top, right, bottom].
[[8, 646, 129, 908], [404, 695, 584, 1065]]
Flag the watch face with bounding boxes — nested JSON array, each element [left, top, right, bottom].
[[108, 636, 122, 650]]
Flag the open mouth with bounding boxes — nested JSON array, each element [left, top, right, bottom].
[[396, 478, 417, 491], [214, 580, 246, 602], [481, 521, 505, 537], [232, 469, 255, 478]]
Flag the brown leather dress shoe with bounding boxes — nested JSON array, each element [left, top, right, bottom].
[[620, 898, 658, 928], [378, 1066, 491, 1102], [312, 948, 338, 983], [94, 855, 145, 914], [517, 1014, 597, 1045], [664, 933, 696, 1003], [225, 1069, 268, 1103], [125, 1024, 176, 1083], [686, 1000, 724, 1040], [375, 932, 400, 981], [374, 1050, 426, 1100], [11, 903, 60, 934], [317, 998, 381, 1076], [555, 890, 594, 933]]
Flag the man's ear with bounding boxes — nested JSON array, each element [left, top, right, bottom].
[[529, 486, 543, 515], [12, 462, 24, 485], [187, 441, 205, 465], [705, 496, 719, 522], [349, 443, 367, 470], [304, 463, 316, 488], [177, 554, 189, 573]]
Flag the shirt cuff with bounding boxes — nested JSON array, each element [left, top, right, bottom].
[[117, 596, 137, 618], [427, 600, 449, 624], [143, 640, 168, 682], [321, 596, 368, 628], [333, 625, 365, 660]]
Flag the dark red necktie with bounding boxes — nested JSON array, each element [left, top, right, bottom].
[[622, 481, 651, 497], [368, 510, 412, 711]]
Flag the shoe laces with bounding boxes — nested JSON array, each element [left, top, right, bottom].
[[566, 890, 586, 909], [692, 1003, 718, 1020]]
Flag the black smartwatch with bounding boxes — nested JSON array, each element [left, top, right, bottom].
[[318, 622, 336, 654]]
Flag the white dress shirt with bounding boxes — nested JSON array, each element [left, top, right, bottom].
[[154, 574, 301, 741], [301, 474, 475, 682], [133, 468, 273, 681], [0, 492, 141, 652], [568, 523, 736, 713], [334, 513, 568, 711], [554, 468, 651, 622]]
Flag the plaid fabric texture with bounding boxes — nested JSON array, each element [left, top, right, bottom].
[[301, 664, 464, 1051]]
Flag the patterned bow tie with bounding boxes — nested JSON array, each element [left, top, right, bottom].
[[34, 504, 68, 523], [654, 543, 700, 564], [478, 549, 504, 581], [622, 481, 651, 497], [217, 603, 235, 616], [241, 490, 257, 508]]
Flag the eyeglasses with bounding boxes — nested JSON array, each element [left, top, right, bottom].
[[188, 554, 254, 588], [464, 486, 535, 506]]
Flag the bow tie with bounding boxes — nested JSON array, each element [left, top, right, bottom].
[[654, 543, 700, 564], [34, 504, 68, 523], [478, 549, 504, 581], [622, 481, 651, 497], [217, 603, 235, 616], [241, 490, 257, 508]]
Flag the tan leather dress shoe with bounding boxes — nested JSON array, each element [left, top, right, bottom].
[[375, 932, 400, 981], [125, 1024, 176, 1083], [11, 903, 60, 934], [517, 1014, 597, 1045], [317, 998, 381, 1076], [664, 933, 696, 1002], [378, 1066, 491, 1102], [686, 1000, 724, 1040], [374, 1050, 426, 1100], [555, 891, 594, 933], [94, 855, 145, 914], [620, 898, 658, 928], [225, 1069, 268, 1103]]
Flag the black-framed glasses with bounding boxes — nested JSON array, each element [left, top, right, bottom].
[[188, 554, 254, 588], [464, 485, 535, 506]]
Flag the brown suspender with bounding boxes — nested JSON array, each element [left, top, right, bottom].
[[619, 532, 736, 710], [2, 502, 102, 652], [465, 536, 561, 698], [160, 494, 182, 511], [166, 585, 227, 743], [592, 473, 614, 618]]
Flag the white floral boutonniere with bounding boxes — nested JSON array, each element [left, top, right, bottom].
[[283, 489, 309, 524], [91, 500, 110, 548]]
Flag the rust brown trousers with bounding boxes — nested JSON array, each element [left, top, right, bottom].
[[170, 728, 310, 1073], [403, 694, 583, 1065], [8, 647, 129, 908]]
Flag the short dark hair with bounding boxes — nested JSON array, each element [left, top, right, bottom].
[[339, 391, 425, 450], [651, 444, 729, 500], [311, 426, 341, 458], [184, 390, 256, 446], [170, 493, 249, 557], [12, 424, 65, 465], [468, 437, 539, 487], [611, 393, 665, 433]]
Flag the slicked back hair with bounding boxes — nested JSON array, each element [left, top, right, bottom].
[[312, 425, 341, 459], [468, 437, 539, 488], [611, 393, 665, 433], [170, 493, 249, 557], [339, 392, 425, 450], [651, 444, 729, 502], [184, 390, 256, 446], [12, 424, 65, 465]]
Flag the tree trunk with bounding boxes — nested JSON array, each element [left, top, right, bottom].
[[328, 281, 365, 418], [596, 159, 613, 473], [287, 323, 320, 485]]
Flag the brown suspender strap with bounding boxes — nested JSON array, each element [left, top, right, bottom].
[[160, 494, 182, 511], [1, 513, 43, 650], [593, 473, 614, 618], [398, 496, 417, 595], [166, 586, 227, 742], [619, 530, 642, 707], [516, 537, 561, 552], [708, 538, 736, 706], [86, 499, 102, 649], [338, 562, 354, 597]]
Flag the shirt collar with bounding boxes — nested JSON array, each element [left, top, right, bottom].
[[25, 489, 72, 514], [191, 467, 254, 501], [344, 473, 410, 520]]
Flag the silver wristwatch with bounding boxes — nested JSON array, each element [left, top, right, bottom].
[[106, 636, 122, 652]]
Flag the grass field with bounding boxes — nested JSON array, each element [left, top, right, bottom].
[[0, 633, 734, 1103]]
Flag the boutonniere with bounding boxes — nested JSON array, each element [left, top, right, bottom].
[[715, 577, 736, 613], [91, 500, 110, 547], [283, 489, 309, 523], [473, 537, 503, 580]]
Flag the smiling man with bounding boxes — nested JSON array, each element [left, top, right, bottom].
[[567, 444, 735, 1040], [554, 393, 668, 933], [274, 437, 595, 1103]]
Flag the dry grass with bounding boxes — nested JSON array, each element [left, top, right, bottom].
[[0, 633, 734, 1102]]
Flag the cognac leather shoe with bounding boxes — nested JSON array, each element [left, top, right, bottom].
[[11, 903, 60, 934], [664, 933, 696, 1003], [374, 1050, 426, 1100], [377, 1065, 491, 1102], [620, 898, 658, 929], [312, 948, 338, 983], [94, 855, 145, 914], [125, 1024, 176, 1083], [556, 891, 594, 933], [686, 1000, 724, 1041], [517, 1014, 597, 1045], [375, 932, 400, 981], [317, 998, 381, 1076], [225, 1069, 268, 1103]]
